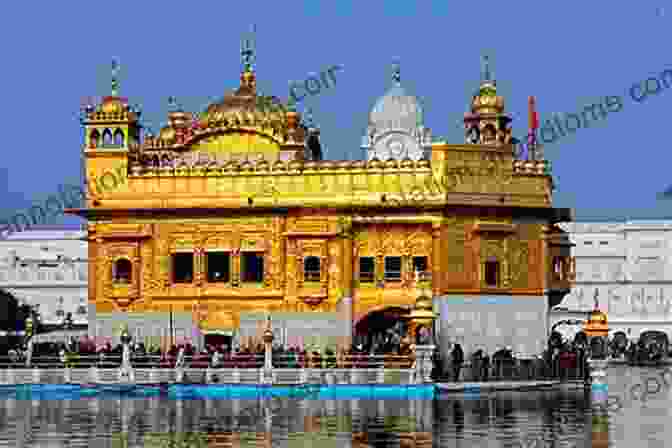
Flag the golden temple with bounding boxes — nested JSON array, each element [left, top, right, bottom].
[[71, 36, 575, 357]]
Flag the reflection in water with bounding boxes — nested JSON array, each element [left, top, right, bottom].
[[1, 367, 672, 447]]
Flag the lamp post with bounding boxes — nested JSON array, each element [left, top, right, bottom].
[[63, 312, 73, 351], [262, 315, 274, 384], [405, 271, 437, 384], [24, 315, 33, 367]]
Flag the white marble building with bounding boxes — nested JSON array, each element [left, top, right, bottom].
[[0, 225, 88, 326], [553, 220, 672, 341]]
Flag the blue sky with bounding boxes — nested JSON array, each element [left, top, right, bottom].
[[0, 1, 669, 223]]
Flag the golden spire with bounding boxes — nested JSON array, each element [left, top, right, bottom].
[[111, 59, 120, 97], [241, 24, 256, 73], [239, 25, 257, 93], [481, 55, 491, 83]]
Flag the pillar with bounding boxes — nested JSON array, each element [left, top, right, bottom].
[[431, 222, 441, 297], [341, 234, 354, 350]]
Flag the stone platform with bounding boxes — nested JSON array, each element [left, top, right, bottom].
[[0, 368, 418, 385], [437, 380, 561, 392]]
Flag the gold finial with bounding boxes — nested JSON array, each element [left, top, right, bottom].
[[111, 59, 120, 97], [392, 59, 401, 85], [481, 55, 491, 82], [241, 24, 256, 72]]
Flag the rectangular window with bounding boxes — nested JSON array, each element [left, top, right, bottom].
[[384, 256, 402, 282], [584, 241, 593, 245], [172, 253, 194, 284], [242, 252, 264, 283], [412, 256, 428, 274], [484, 260, 499, 287], [303, 256, 321, 282], [600, 241, 608, 245], [359, 257, 375, 283], [206, 252, 230, 283]]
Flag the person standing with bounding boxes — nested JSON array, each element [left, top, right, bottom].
[[451, 342, 464, 382]]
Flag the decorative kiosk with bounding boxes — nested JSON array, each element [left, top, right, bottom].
[[262, 316, 274, 384], [118, 324, 135, 383], [406, 272, 437, 384], [583, 301, 610, 448]]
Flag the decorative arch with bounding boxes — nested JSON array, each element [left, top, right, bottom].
[[102, 128, 113, 147], [113, 128, 125, 147], [354, 305, 411, 328], [89, 130, 100, 148], [481, 123, 497, 144], [161, 154, 171, 167], [187, 129, 282, 157], [151, 155, 159, 168], [112, 258, 132, 284], [353, 306, 411, 352]]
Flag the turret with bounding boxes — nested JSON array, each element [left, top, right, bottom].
[[462, 55, 514, 147]]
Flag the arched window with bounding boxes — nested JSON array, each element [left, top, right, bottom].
[[484, 257, 499, 287], [113, 129, 125, 147], [482, 124, 497, 144], [102, 129, 113, 147], [112, 258, 132, 284], [304, 256, 321, 282], [76, 297, 87, 316], [152, 155, 160, 168], [89, 130, 100, 148], [161, 154, 171, 167]]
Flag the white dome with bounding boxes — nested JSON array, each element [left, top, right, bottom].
[[369, 84, 423, 131]]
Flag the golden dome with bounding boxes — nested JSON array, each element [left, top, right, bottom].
[[414, 294, 433, 312], [159, 127, 176, 141], [201, 82, 287, 126], [584, 309, 608, 337], [101, 96, 125, 115], [588, 309, 608, 325]]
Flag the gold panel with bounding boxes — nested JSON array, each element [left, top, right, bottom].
[[446, 217, 467, 274], [191, 133, 279, 157], [202, 235, 235, 250], [508, 238, 529, 288]]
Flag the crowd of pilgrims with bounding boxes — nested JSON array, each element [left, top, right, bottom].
[[2, 327, 669, 378]]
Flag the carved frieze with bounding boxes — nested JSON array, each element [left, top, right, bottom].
[[481, 237, 510, 288], [508, 238, 529, 288], [445, 217, 467, 275]]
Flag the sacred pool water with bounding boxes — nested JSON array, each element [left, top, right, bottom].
[[0, 366, 668, 447]]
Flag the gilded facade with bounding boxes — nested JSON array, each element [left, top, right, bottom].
[[71, 41, 574, 357]]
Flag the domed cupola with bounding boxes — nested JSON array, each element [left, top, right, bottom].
[[362, 61, 431, 161], [462, 55, 514, 146]]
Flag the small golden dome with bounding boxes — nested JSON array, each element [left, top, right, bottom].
[[414, 294, 433, 312], [101, 97, 124, 115], [159, 127, 176, 141], [256, 159, 270, 171], [288, 160, 304, 172], [368, 159, 383, 169], [588, 309, 608, 325]]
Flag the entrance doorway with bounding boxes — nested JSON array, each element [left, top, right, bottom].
[[354, 307, 409, 353], [204, 334, 232, 351]]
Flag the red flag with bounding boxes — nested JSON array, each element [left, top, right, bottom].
[[528, 96, 539, 130]]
